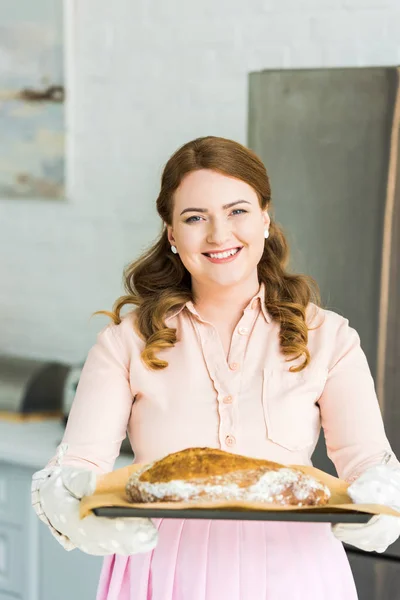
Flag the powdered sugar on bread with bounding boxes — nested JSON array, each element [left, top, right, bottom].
[[125, 448, 331, 507]]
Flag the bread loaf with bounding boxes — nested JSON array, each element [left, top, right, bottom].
[[125, 447, 331, 507]]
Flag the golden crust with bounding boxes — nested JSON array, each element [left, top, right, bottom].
[[139, 447, 283, 484], [125, 447, 331, 507]]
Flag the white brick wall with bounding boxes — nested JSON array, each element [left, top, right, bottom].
[[1, 0, 399, 362]]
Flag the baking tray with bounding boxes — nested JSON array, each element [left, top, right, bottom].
[[93, 506, 373, 524]]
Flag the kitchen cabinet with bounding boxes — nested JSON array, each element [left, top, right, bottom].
[[0, 460, 101, 600], [39, 525, 101, 600], [0, 421, 133, 600]]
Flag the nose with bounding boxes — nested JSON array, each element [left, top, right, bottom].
[[206, 218, 231, 246]]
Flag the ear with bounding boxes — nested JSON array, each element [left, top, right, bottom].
[[263, 211, 270, 229], [166, 225, 176, 246]]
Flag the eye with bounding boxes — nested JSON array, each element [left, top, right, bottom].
[[185, 215, 204, 223], [185, 209, 247, 223]]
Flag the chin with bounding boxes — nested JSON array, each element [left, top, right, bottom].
[[208, 272, 249, 288]]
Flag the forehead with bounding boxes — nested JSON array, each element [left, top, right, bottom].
[[173, 169, 259, 209]]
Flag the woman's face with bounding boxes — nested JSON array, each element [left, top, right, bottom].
[[167, 169, 269, 290]]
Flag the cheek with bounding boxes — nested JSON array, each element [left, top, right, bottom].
[[237, 219, 264, 243], [178, 227, 204, 254]]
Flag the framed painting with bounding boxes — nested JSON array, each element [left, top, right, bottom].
[[0, 0, 65, 199]]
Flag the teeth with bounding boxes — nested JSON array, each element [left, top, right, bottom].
[[208, 248, 240, 259]]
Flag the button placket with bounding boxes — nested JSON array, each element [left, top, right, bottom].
[[223, 372, 241, 450], [190, 317, 237, 448], [226, 308, 261, 449], [215, 354, 241, 450], [225, 434, 236, 448], [227, 310, 255, 376], [189, 307, 259, 452], [221, 313, 254, 450]]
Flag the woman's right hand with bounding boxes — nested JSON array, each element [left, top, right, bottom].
[[32, 465, 158, 556]]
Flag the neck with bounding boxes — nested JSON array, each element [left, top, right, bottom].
[[191, 275, 261, 322]]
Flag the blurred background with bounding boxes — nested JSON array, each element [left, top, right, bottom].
[[0, 0, 399, 598]]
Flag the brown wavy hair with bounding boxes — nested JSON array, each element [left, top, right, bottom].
[[100, 136, 321, 373]]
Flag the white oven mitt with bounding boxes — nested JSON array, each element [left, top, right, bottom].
[[332, 464, 400, 553], [32, 456, 158, 556]]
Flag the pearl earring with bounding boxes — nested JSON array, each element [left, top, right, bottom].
[[264, 229, 269, 239], [171, 245, 178, 254]]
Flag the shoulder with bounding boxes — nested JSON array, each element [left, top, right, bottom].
[[96, 309, 144, 355], [306, 302, 351, 332], [306, 303, 361, 365]]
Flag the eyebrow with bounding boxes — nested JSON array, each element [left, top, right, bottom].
[[180, 199, 251, 216]]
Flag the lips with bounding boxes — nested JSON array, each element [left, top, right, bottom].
[[202, 246, 243, 258], [202, 246, 243, 264]]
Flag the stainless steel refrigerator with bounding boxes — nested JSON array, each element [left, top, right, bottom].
[[248, 66, 400, 599]]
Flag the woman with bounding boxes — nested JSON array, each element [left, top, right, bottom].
[[32, 136, 400, 599]]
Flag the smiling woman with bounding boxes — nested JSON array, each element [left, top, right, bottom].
[[102, 135, 320, 374], [32, 134, 400, 600]]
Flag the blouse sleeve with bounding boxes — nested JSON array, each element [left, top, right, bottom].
[[46, 323, 134, 474], [318, 317, 399, 482]]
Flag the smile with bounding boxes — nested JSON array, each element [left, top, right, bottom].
[[203, 247, 243, 263]]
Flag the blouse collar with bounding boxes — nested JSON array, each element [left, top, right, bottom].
[[166, 282, 271, 324]]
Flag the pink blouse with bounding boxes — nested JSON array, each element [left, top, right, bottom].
[[49, 283, 398, 482]]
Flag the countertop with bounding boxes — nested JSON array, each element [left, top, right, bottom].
[[0, 419, 134, 471]]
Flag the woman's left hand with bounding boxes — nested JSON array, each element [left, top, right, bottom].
[[331, 464, 400, 553]]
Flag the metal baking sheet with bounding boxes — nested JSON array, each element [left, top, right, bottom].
[[93, 506, 372, 524]]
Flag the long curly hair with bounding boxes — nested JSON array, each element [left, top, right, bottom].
[[100, 136, 321, 373]]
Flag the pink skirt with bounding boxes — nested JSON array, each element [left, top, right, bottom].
[[96, 519, 358, 600]]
